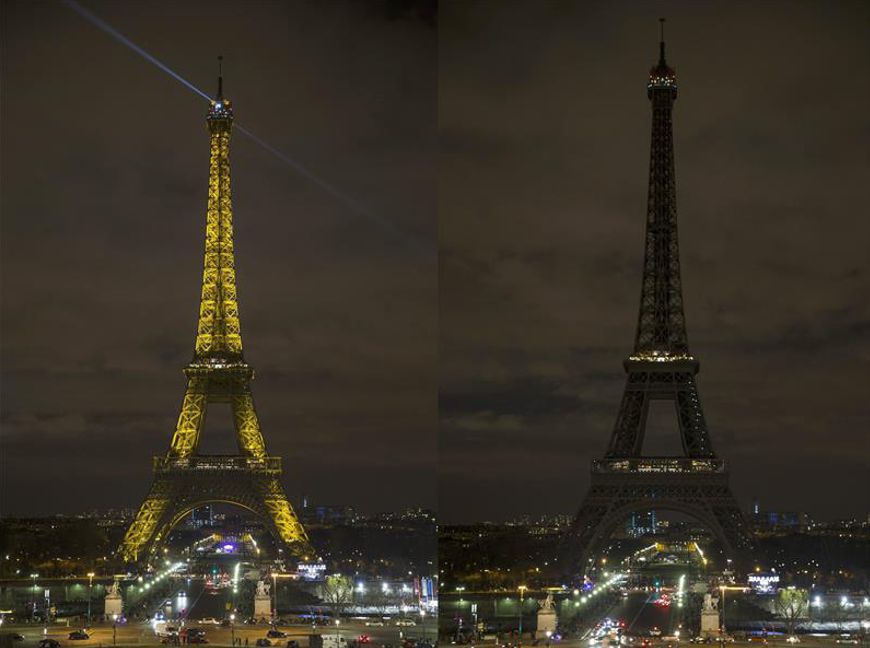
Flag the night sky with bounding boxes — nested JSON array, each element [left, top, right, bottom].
[[1, 1, 868, 527], [439, 1, 870, 523], [1, 0, 436, 515]]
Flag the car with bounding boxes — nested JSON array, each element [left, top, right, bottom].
[[69, 630, 91, 640], [785, 637, 800, 644], [835, 637, 859, 645], [649, 629, 662, 638], [256, 640, 272, 647], [6, 634, 25, 642], [358, 636, 371, 644], [39, 641, 62, 648], [200, 618, 220, 625], [267, 630, 289, 639], [364, 621, 385, 627], [747, 638, 767, 645], [395, 620, 417, 627], [220, 620, 232, 628]]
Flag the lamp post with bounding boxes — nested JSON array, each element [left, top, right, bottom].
[[87, 572, 95, 627], [113, 613, 118, 646], [271, 572, 278, 625], [30, 574, 39, 622], [420, 609, 427, 642], [546, 630, 552, 648], [518, 585, 527, 645], [334, 619, 340, 647], [44, 587, 50, 637], [230, 613, 236, 646]]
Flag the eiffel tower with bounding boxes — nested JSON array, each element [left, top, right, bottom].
[[565, 27, 753, 574], [119, 62, 309, 564]]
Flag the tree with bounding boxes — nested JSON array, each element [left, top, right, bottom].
[[321, 574, 355, 620], [773, 588, 808, 636]]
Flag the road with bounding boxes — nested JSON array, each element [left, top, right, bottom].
[[603, 592, 679, 638], [3, 618, 436, 648]]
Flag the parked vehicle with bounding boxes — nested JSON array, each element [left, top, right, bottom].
[[310, 635, 350, 648], [256, 640, 272, 647], [267, 630, 289, 639], [69, 630, 90, 640], [39, 640, 62, 648]]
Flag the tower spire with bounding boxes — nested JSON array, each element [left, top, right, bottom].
[[659, 18, 666, 66], [217, 55, 223, 100]]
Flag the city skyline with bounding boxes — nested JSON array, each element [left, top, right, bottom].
[[1, 5, 868, 643]]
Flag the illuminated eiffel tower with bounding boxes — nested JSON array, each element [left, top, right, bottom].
[[119, 62, 309, 563], [564, 27, 753, 574]]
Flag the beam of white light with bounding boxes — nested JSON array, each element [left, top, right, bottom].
[[62, 0, 430, 255]]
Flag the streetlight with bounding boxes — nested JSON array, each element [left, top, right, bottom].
[[546, 630, 552, 648], [334, 619, 340, 647], [87, 572, 95, 627], [230, 613, 236, 646], [271, 572, 278, 624], [30, 574, 39, 621], [44, 587, 50, 637], [113, 613, 118, 646], [518, 585, 527, 645]]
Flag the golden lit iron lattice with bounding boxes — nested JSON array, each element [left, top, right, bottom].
[[119, 83, 309, 563]]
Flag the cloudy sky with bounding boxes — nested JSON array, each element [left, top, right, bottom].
[[2, 0, 868, 528], [1, 0, 436, 515], [439, 0, 870, 522]]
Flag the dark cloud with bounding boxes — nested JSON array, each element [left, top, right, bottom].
[[438, 0, 870, 523], [1, 0, 435, 515]]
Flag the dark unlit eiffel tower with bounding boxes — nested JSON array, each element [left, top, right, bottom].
[[565, 26, 754, 574]]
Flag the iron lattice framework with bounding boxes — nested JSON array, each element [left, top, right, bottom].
[[565, 37, 753, 574], [119, 72, 309, 563]]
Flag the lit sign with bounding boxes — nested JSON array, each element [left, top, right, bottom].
[[747, 573, 779, 594], [297, 563, 327, 581]]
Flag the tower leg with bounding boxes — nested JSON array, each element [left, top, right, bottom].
[[232, 393, 267, 459], [169, 386, 207, 458], [119, 481, 172, 563], [259, 477, 310, 555]]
